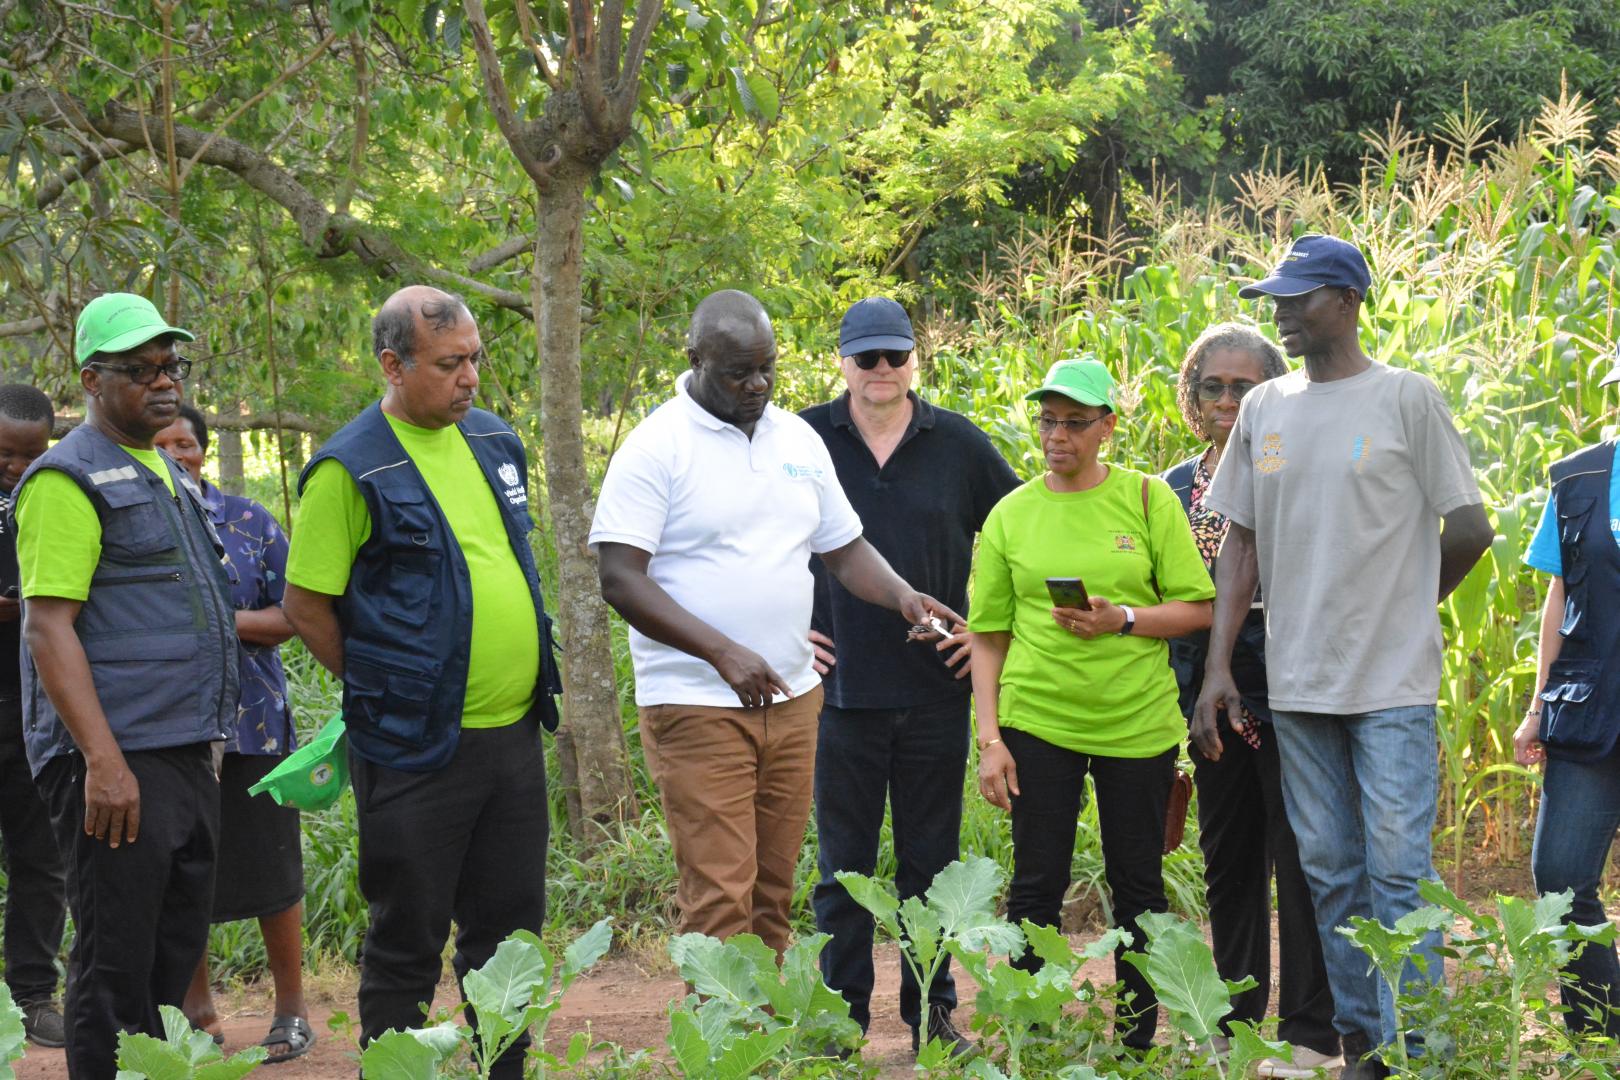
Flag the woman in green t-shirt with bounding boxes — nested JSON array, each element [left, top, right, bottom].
[[968, 358, 1214, 1051]]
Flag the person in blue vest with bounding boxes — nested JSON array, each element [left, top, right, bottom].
[[282, 285, 561, 1079], [1514, 343, 1620, 1044], [13, 293, 238, 1080]]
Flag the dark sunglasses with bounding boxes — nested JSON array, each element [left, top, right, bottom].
[[90, 358, 193, 385], [851, 349, 910, 370], [1196, 379, 1256, 403]]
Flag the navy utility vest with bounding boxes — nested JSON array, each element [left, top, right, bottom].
[[301, 404, 562, 772], [1537, 440, 1620, 762], [14, 424, 238, 776]]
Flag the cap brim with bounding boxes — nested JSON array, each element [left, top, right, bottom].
[[839, 334, 914, 357], [1024, 386, 1111, 408], [1600, 366, 1620, 388], [1237, 276, 1326, 300], [82, 323, 196, 364]]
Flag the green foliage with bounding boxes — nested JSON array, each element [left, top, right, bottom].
[[0, 983, 26, 1080], [1174, 0, 1620, 179], [114, 1006, 267, 1080], [357, 919, 612, 1079], [665, 931, 863, 1076]]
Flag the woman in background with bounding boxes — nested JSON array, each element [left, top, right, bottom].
[[156, 404, 313, 1063]]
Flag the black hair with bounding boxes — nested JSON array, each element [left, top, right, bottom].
[[1176, 322, 1289, 439], [175, 402, 209, 452], [372, 290, 470, 366], [0, 384, 55, 429]]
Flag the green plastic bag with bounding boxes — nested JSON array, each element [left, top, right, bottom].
[[248, 714, 349, 811]]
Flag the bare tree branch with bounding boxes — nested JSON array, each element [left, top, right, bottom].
[[462, 0, 556, 188], [4, 85, 533, 314], [468, 231, 537, 272], [598, 0, 625, 81], [568, 0, 612, 132], [614, 0, 663, 123], [0, 316, 50, 339], [334, 32, 370, 216], [513, 0, 562, 92], [54, 410, 326, 437]]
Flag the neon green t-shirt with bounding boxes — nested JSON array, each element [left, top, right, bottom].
[[285, 413, 540, 729], [967, 467, 1216, 758], [16, 445, 177, 602]]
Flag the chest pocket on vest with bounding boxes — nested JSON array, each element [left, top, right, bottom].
[[97, 480, 178, 560], [1556, 494, 1596, 636], [381, 491, 440, 628]]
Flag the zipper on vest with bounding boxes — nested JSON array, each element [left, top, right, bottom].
[[99, 571, 183, 586]]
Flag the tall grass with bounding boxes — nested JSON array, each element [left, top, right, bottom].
[[917, 87, 1620, 894]]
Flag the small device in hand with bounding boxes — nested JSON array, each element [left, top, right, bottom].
[[1045, 577, 1090, 610], [907, 615, 952, 639]]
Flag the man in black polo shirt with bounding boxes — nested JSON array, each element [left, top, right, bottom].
[[802, 298, 1019, 1055]]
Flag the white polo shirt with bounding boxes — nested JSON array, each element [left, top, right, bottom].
[[589, 371, 864, 706]]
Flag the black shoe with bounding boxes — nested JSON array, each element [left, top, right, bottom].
[[19, 999, 65, 1048], [912, 1003, 974, 1058], [1339, 1032, 1389, 1080]]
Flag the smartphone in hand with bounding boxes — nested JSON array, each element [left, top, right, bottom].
[[1045, 577, 1090, 610]]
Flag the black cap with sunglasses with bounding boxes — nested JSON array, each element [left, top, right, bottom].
[[839, 298, 914, 368]]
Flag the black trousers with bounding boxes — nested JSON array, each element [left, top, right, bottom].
[[1002, 728, 1174, 1050], [1192, 727, 1338, 1054], [0, 696, 66, 1003], [39, 744, 218, 1080], [811, 695, 969, 1030], [351, 716, 548, 1080]]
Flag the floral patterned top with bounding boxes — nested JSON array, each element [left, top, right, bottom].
[[199, 479, 295, 756], [1190, 449, 1263, 750]]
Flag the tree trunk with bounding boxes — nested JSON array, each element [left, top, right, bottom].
[[217, 423, 245, 495], [534, 173, 640, 844]]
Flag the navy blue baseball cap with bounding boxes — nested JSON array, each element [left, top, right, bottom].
[[1238, 234, 1372, 299], [839, 297, 915, 357]]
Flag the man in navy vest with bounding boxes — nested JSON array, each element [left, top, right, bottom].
[[14, 293, 238, 1079], [284, 286, 561, 1079]]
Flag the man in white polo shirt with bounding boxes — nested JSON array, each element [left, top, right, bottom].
[[592, 289, 958, 958]]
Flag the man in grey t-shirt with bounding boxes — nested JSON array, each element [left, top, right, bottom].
[[1195, 236, 1492, 1080]]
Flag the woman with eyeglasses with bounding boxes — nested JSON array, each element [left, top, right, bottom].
[[153, 405, 314, 1062], [969, 357, 1214, 1052], [1163, 324, 1339, 1076]]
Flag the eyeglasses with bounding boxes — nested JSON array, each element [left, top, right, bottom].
[[1036, 414, 1108, 435], [851, 350, 910, 370], [90, 358, 192, 385], [1196, 379, 1256, 403]]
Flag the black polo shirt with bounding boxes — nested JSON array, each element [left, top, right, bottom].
[[802, 391, 1020, 710]]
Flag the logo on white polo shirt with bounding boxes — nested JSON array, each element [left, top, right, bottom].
[[497, 461, 528, 506], [781, 462, 825, 481]]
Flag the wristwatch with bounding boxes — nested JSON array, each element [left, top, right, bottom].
[[1117, 605, 1136, 636]]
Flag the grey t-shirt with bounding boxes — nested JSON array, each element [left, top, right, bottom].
[[1205, 362, 1482, 714]]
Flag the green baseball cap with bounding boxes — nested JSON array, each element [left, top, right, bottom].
[[247, 714, 349, 812], [75, 292, 195, 366], [1023, 358, 1117, 408]]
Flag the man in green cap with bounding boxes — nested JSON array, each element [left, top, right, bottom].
[[13, 292, 237, 1080]]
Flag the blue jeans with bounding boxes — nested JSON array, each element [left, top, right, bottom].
[[1270, 706, 1442, 1048], [1533, 749, 1620, 1038], [812, 695, 969, 1030]]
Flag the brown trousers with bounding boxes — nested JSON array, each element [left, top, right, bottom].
[[639, 686, 822, 957]]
